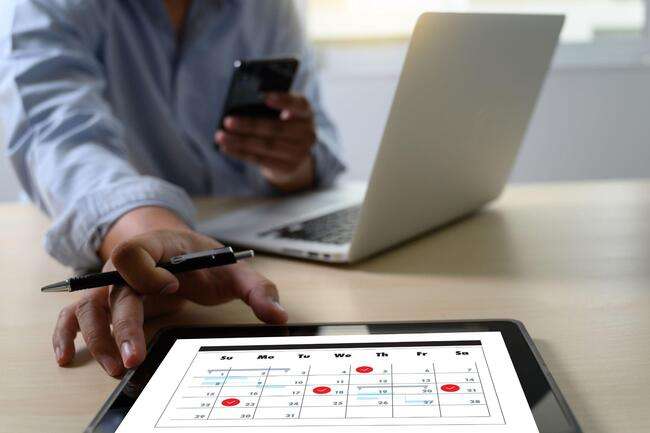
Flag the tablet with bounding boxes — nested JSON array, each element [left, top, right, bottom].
[[86, 321, 581, 433]]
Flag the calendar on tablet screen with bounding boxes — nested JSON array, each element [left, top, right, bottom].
[[117, 332, 539, 433]]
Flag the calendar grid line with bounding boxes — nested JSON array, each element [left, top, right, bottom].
[[479, 345, 506, 424], [344, 365, 351, 418], [390, 364, 394, 418], [192, 371, 486, 377], [179, 392, 485, 399], [297, 365, 310, 419], [474, 361, 489, 417], [187, 381, 484, 388], [169, 414, 496, 422], [251, 366, 270, 419], [207, 367, 230, 420], [204, 368, 290, 373], [432, 361, 442, 418], [175, 403, 490, 410]]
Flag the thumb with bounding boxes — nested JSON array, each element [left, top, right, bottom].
[[111, 235, 180, 295]]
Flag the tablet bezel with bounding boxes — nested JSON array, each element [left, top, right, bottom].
[[85, 320, 581, 433]]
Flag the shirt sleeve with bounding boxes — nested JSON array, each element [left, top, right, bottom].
[[0, 0, 195, 270], [245, 0, 346, 192]]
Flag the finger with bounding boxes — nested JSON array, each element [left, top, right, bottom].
[[217, 131, 305, 163], [225, 264, 288, 324], [52, 304, 79, 366], [221, 116, 313, 141], [142, 294, 187, 319], [110, 285, 146, 369], [220, 144, 298, 174], [265, 93, 313, 119], [111, 235, 180, 296], [75, 293, 124, 377]]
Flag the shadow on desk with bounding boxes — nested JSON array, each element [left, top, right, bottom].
[[62, 347, 94, 368], [352, 209, 521, 277]]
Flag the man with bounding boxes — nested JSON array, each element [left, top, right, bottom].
[[0, 0, 344, 377]]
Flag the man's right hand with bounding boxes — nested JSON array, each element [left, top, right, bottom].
[[51, 208, 288, 377]]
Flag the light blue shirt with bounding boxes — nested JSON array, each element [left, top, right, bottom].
[[0, 0, 345, 270]]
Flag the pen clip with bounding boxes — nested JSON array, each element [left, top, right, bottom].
[[169, 247, 234, 265]]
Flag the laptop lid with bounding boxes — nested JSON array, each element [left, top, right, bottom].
[[349, 12, 563, 261]]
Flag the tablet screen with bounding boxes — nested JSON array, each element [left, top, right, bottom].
[[116, 332, 538, 433]]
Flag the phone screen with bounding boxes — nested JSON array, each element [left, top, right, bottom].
[[219, 58, 299, 126]]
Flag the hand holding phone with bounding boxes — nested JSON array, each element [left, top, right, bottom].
[[215, 58, 318, 192]]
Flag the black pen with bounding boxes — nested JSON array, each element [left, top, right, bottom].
[[41, 247, 254, 293]]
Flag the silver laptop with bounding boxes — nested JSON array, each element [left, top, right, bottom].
[[199, 12, 564, 263]]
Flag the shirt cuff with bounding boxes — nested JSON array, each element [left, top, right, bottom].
[[243, 137, 346, 195], [311, 139, 346, 188], [243, 164, 279, 196], [44, 176, 196, 271]]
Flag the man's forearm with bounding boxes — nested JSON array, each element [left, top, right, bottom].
[[99, 206, 192, 262]]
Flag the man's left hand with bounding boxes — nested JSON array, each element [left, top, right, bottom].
[[215, 92, 317, 191]]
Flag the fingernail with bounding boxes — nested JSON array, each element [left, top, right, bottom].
[[121, 341, 135, 364], [161, 282, 179, 295], [98, 355, 120, 376], [55, 346, 63, 363], [224, 117, 234, 127], [271, 299, 286, 313], [280, 110, 290, 120]]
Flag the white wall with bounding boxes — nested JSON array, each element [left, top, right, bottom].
[[317, 43, 650, 183], [511, 66, 650, 182], [1, 44, 649, 202]]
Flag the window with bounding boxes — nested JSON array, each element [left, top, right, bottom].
[[304, 0, 646, 45]]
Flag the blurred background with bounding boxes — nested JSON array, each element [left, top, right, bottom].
[[1, 0, 649, 201]]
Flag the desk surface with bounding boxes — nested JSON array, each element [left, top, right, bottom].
[[0, 180, 649, 433]]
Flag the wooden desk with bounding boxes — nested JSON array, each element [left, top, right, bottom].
[[0, 180, 648, 433]]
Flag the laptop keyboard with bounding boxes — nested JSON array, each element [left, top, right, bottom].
[[260, 206, 361, 244]]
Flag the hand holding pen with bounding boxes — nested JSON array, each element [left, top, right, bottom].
[[42, 247, 255, 292], [47, 229, 288, 377]]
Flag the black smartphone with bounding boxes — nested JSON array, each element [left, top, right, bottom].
[[218, 57, 299, 129]]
